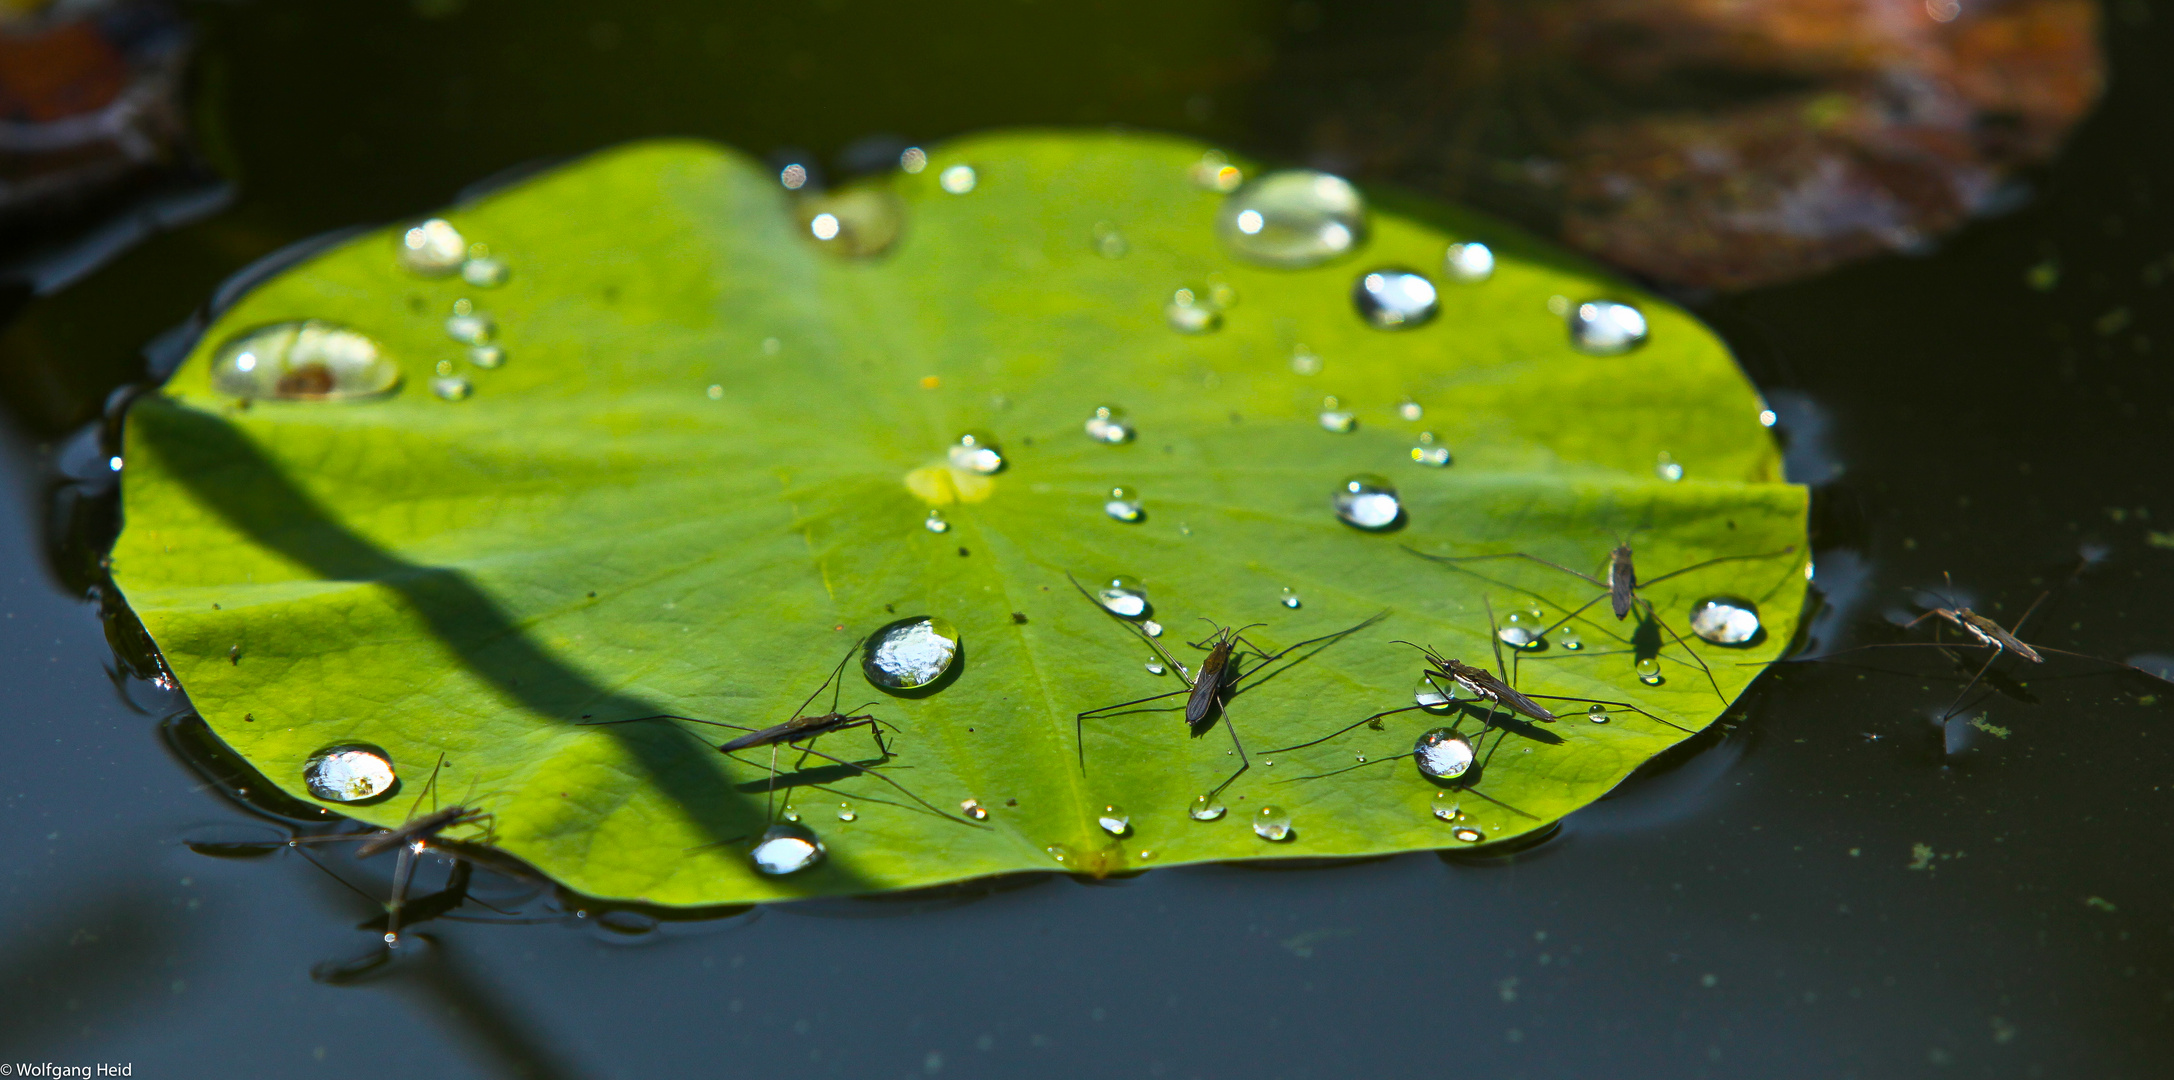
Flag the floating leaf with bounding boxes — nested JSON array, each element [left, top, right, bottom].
[[113, 133, 1807, 905]]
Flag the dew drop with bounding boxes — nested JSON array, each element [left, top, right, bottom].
[[923, 510, 950, 533], [939, 164, 977, 194], [1097, 804, 1131, 836], [948, 432, 1005, 474], [781, 805, 800, 823], [750, 824, 825, 876], [1165, 288, 1222, 334], [1636, 657, 1664, 685], [1145, 660, 1166, 676], [1189, 794, 1226, 821], [1689, 597, 1762, 646], [1568, 300, 1650, 355], [1414, 727, 1475, 779], [467, 343, 505, 369], [1451, 826, 1484, 843], [1497, 609, 1546, 650], [1290, 344, 1323, 376], [861, 616, 961, 690], [1415, 674, 1457, 712], [303, 744, 396, 803], [1410, 431, 1452, 467], [1432, 792, 1462, 821], [1216, 170, 1366, 268], [1443, 241, 1495, 283], [798, 189, 906, 257], [210, 321, 402, 401], [1092, 221, 1129, 259], [1045, 843, 1072, 864], [1143, 620, 1163, 637], [961, 798, 989, 821], [1759, 408, 1779, 428], [1556, 626, 1584, 651], [1084, 405, 1135, 444], [1252, 805, 1293, 841], [445, 301, 495, 346], [778, 163, 808, 190], [1279, 588, 1302, 610], [1655, 452, 1685, 482], [1317, 396, 1357, 433], [1332, 474, 1402, 530], [1136, 848, 1156, 862], [460, 255, 509, 288], [1587, 703, 1610, 724], [1094, 576, 1149, 619], [1353, 269, 1440, 330], [1189, 150, 1244, 192], [430, 375, 473, 401], [1104, 486, 1144, 523], [836, 802, 857, 822], [1398, 399, 1424, 421], [396, 218, 466, 276], [899, 147, 928, 174]]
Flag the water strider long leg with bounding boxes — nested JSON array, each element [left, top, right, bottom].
[[1406, 547, 1607, 587], [1518, 693, 1690, 732], [385, 839, 419, 945], [1643, 606, 1726, 703], [1204, 690, 1251, 801], [722, 739, 970, 826], [1265, 703, 1431, 754], [1636, 546, 1800, 587]]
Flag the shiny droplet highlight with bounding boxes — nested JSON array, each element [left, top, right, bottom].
[[1353, 269, 1440, 329], [1442, 241, 1495, 282], [1085, 405, 1134, 444], [1216, 170, 1366, 268], [1414, 728, 1475, 779], [862, 616, 961, 690], [750, 824, 825, 876], [1568, 300, 1650, 355], [1097, 804, 1131, 836], [1332, 474, 1402, 530], [1689, 597, 1762, 646], [210, 321, 401, 401], [303, 745, 396, 803], [1103, 486, 1144, 523], [1252, 805, 1293, 841]]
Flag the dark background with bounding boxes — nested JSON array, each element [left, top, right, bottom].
[[2, 1, 2169, 1077]]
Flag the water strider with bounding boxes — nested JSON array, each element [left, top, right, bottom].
[[1068, 573, 1384, 802], [266, 754, 494, 945], [1409, 540, 1797, 700]]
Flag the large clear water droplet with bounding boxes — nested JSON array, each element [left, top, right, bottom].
[[750, 823, 825, 875], [1415, 674, 1457, 712], [1097, 804, 1131, 836], [1451, 826, 1484, 843], [862, 616, 960, 690], [396, 218, 465, 276], [1085, 405, 1134, 444], [1252, 805, 1293, 841], [1410, 431, 1451, 467], [836, 802, 857, 821], [1145, 659, 1166, 676], [1189, 794, 1226, 821], [1443, 241, 1495, 282], [1497, 609, 1546, 650], [961, 798, 989, 821], [1317, 396, 1357, 433], [1333, 474, 1402, 530], [1587, 703, 1611, 724], [1690, 597, 1762, 645], [210, 321, 402, 401], [1104, 486, 1144, 523], [1568, 300, 1650, 355], [1353, 269, 1440, 330], [1216, 170, 1366, 268], [798, 189, 906, 257], [303, 744, 396, 803], [1165, 288, 1222, 334], [948, 432, 1005, 474], [1414, 728, 1475, 779], [939, 164, 977, 194], [1635, 657, 1664, 685], [1095, 576, 1148, 619]]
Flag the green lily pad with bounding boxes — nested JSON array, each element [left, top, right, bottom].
[[113, 132, 1807, 905]]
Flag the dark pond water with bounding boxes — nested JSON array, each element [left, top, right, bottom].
[[3, 2, 2171, 1077]]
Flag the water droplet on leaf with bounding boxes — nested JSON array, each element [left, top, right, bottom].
[[1104, 486, 1143, 523], [1279, 588, 1301, 610], [750, 824, 825, 875], [1432, 792, 1462, 821], [303, 745, 396, 803], [1636, 657, 1664, 685], [1189, 795, 1226, 821], [1290, 344, 1323, 376], [1655, 452, 1684, 482], [1443, 241, 1495, 282], [1143, 620, 1163, 637], [1497, 609, 1546, 650], [948, 433, 1004, 474], [1452, 826, 1484, 843], [1410, 431, 1451, 467], [460, 256, 509, 288], [1333, 474, 1402, 530], [924, 510, 950, 533], [1415, 674, 1457, 712], [836, 802, 857, 821], [1414, 728, 1475, 779], [1165, 288, 1222, 334], [1189, 150, 1243, 192], [1353, 269, 1440, 329], [467, 344, 505, 369], [210, 322, 401, 401], [1084, 405, 1134, 444], [1568, 300, 1649, 355], [1216, 170, 1366, 268], [430, 375, 473, 401], [1317, 396, 1357, 433], [1092, 221, 1128, 258], [1587, 704, 1610, 724], [1095, 576, 1148, 619], [1689, 597, 1762, 645], [961, 799, 989, 821], [1252, 805, 1293, 841], [862, 616, 960, 690], [1097, 804, 1130, 836], [397, 219, 465, 276], [939, 164, 977, 194]]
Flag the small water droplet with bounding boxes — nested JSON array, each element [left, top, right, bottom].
[[1587, 703, 1610, 724], [1355, 753, 1368, 763], [1317, 396, 1357, 433], [1414, 728, 1475, 779], [1410, 431, 1452, 467], [1136, 848, 1156, 861], [1333, 474, 1402, 530], [1216, 170, 1365, 268], [1568, 300, 1650, 355], [1097, 804, 1131, 836], [1092, 221, 1128, 259], [1432, 792, 1463, 821], [1655, 452, 1685, 482], [1689, 597, 1762, 645], [1636, 657, 1664, 685], [939, 164, 977, 194], [899, 147, 928, 174], [924, 510, 950, 533], [781, 805, 800, 823], [445, 302, 495, 346], [1443, 241, 1495, 283], [467, 343, 505, 369], [1142, 620, 1163, 637], [1415, 674, 1457, 712], [1398, 399, 1424, 421], [1189, 150, 1243, 192], [460, 256, 509, 288], [948, 432, 1005, 474], [1084, 405, 1135, 444], [707, 384, 725, 399], [1252, 805, 1293, 841], [1497, 609, 1546, 650], [1045, 843, 1072, 864], [961, 799, 989, 821], [836, 802, 857, 821], [1095, 576, 1149, 619], [434, 359, 455, 377], [1279, 588, 1302, 610], [1290, 344, 1323, 376], [778, 163, 809, 190], [397, 218, 466, 276], [862, 616, 961, 690], [210, 321, 401, 401], [430, 375, 473, 401], [1145, 660, 1166, 676], [1452, 826, 1484, 843], [303, 744, 395, 803], [1556, 627, 1583, 651], [1189, 795, 1226, 821], [107, 456, 122, 472], [1165, 289, 1222, 334], [1104, 486, 1144, 523], [1758, 408, 1779, 427], [798, 188, 906, 257], [750, 824, 825, 875], [1353, 269, 1440, 329]]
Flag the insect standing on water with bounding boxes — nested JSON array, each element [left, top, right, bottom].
[[1069, 574, 1383, 801], [1409, 540, 1798, 699], [585, 645, 965, 826], [268, 754, 493, 944]]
